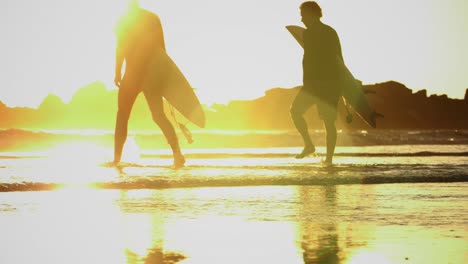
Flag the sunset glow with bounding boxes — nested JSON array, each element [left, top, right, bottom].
[[1, 0, 467, 108], [1, 1, 467, 263]]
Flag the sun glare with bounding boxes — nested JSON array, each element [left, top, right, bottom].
[[1, 0, 467, 109], [162, 217, 302, 264], [35, 142, 117, 186], [346, 250, 392, 264], [47, 142, 110, 164], [121, 136, 142, 163]]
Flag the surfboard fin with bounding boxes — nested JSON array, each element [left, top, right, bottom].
[[179, 123, 194, 144], [342, 97, 353, 124], [369, 111, 384, 128], [346, 113, 353, 124]]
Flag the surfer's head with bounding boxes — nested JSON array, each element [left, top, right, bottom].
[[126, 0, 140, 13], [300, 1, 322, 26]]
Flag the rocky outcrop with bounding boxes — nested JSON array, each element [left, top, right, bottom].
[[0, 81, 467, 130]]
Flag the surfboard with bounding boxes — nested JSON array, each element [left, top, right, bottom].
[[142, 50, 206, 128], [286, 25, 378, 128]]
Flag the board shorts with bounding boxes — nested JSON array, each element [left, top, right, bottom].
[[292, 79, 341, 121]]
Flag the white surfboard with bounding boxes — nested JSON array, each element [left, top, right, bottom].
[[286, 25, 378, 128], [142, 50, 206, 128]]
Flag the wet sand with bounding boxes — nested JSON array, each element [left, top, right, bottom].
[[0, 183, 466, 264]]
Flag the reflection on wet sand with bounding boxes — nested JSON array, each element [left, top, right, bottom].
[[0, 182, 467, 264], [125, 247, 186, 264], [299, 185, 340, 264]]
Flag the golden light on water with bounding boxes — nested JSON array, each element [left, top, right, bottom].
[[46, 135, 140, 165], [1, 181, 467, 263], [116, 187, 305, 263], [162, 218, 302, 264], [46, 142, 110, 165], [1, 135, 467, 263], [3, 137, 143, 188], [346, 251, 392, 264], [121, 213, 155, 260]]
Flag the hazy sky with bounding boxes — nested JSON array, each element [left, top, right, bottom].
[[1, 0, 467, 107]]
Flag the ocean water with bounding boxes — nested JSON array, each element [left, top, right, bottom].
[[0, 129, 467, 263], [0, 143, 467, 192]]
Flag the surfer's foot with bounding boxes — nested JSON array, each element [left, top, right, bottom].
[[102, 161, 119, 167], [321, 158, 333, 166], [173, 155, 186, 169], [110, 160, 120, 166], [295, 145, 316, 159]]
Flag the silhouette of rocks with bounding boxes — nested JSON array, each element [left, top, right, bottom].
[[0, 80, 466, 130], [38, 94, 66, 111], [345, 81, 466, 129], [208, 81, 467, 130]]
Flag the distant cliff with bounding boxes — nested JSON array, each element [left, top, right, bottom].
[[362, 82, 467, 129], [0, 81, 467, 130], [206, 81, 468, 130]]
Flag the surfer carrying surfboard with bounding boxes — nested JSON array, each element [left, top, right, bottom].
[[113, 0, 185, 168], [290, 1, 343, 164]]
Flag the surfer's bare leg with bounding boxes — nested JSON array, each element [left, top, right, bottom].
[[114, 84, 140, 164], [323, 119, 337, 164], [291, 88, 316, 158], [144, 92, 185, 168]]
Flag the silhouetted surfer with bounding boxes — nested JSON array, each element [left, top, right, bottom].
[[113, 0, 185, 168], [290, 1, 343, 164]]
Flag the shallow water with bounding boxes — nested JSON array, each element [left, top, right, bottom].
[[0, 140, 467, 263], [0, 184, 466, 263], [0, 145, 467, 191]]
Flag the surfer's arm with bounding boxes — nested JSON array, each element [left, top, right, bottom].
[[333, 30, 344, 63], [114, 16, 127, 87], [160, 29, 166, 52], [337, 39, 344, 63], [155, 17, 166, 52], [114, 42, 124, 88]]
